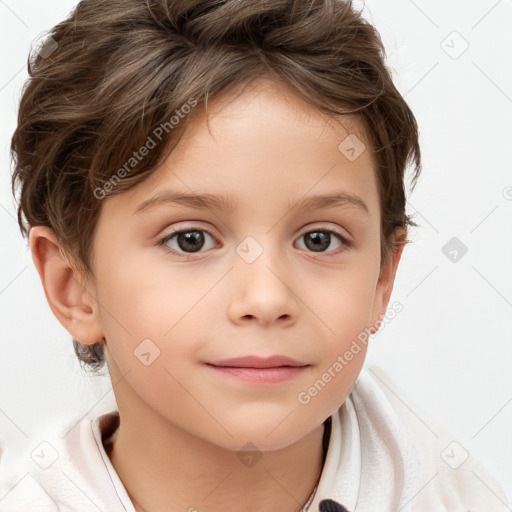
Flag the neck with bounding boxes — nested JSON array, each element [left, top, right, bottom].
[[108, 397, 326, 512]]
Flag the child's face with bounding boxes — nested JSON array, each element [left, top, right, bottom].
[[86, 79, 400, 451]]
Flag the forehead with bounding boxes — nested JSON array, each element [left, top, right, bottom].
[[184, 78, 372, 160], [102, 78, 379, 220]]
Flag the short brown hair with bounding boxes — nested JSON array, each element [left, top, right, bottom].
[[11, 0, 421, 372]]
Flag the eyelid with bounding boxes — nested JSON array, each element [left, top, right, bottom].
[[158, 223, 350, 242], [297, 223, 352, 244], [295, 226, 352, 255], [157, 224, 218, 246], [157, 222, 352, 258]]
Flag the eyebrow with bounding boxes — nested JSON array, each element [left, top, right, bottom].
[[133, 189, 369, 216], [133, 191, 236, 215]]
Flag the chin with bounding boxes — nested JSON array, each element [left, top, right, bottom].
[[206, 416, 322, 453]]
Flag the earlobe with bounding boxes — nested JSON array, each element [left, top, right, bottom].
[[29, 226, 104, 345]]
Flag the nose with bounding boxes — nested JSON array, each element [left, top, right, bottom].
[[226, 244, 300, 327]]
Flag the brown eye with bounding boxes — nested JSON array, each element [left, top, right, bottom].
[[295, 229, 349, 254], [159, 229, 216, 255], [175, 231, 205, 252]]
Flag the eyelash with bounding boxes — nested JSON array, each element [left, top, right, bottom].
[[157, 226, 352, 259]]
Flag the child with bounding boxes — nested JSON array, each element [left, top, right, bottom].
[[0, 0, 508, 510]]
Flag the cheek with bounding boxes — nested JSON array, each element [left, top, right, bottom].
[[95, 256, 216, 384], [299, 260, 378, 338], [95, 246, 195, 335], [97, 275, 217, 439], [293, 264, 376, 410]]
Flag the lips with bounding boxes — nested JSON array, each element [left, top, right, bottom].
[[205, 355, 310, 385], [206, 355, 309, 369]]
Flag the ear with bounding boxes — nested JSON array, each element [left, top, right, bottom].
[[369, 228, 407, 334], [29, 226, 104, 345]]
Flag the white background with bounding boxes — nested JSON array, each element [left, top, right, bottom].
[[1, 0, 511, 505]]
